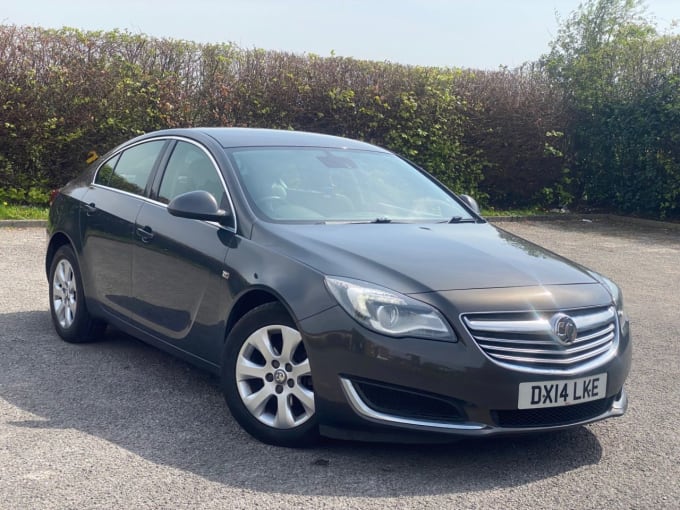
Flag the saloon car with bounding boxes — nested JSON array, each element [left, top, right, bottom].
[[46, 128, 630, 446]]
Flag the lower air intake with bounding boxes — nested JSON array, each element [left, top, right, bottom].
[[492, 397, 615, 428], [353, 380, 465, 423]]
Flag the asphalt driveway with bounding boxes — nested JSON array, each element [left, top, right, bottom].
[[0, 218, 678, 509]]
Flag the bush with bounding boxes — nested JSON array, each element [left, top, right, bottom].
[[541, 0, 680, 218], [0, 16, 678, 219], [0, 26, 483, 203], [455, 67, 571, 208]]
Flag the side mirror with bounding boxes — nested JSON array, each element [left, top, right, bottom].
[[167, 190, 231, 224], [459, 194, 481, 215]]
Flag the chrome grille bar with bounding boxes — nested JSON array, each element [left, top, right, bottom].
[[464, 318, 551, 334], [474, 335, 555, 346], [481, 332, 614, 356], [572, 323, 615, 343], [463, 306, 617, 371], [464, 308, 614, 334], [489, 343, 613, 365]]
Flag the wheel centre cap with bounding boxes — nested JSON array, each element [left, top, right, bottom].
[[273, 369, 287, 384]]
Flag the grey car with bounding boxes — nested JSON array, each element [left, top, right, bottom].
[[46, 128, 631, 446]]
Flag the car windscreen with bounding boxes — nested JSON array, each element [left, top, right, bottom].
[[226, 147, 474, 223]]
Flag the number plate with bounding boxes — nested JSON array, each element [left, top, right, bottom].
[[518, 373, 607, 409]]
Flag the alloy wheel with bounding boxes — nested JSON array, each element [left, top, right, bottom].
[[52, 258, 78, 329], [235, 324, 315, 429]]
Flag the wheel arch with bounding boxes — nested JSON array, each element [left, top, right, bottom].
[[46, 232, 75, 279], [225, 288, 297, 340]]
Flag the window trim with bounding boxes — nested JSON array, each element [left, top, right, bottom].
[[92, 139, 168, 197], [92, 136, 237, 233]]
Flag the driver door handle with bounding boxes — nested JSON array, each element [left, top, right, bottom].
[[81, 202, 97, 216], [136, 226, 154, 243]]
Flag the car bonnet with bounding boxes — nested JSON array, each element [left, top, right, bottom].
[[251, 222, 597, 294]]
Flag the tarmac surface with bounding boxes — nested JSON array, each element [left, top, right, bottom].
[[0, 218, 678, 509]]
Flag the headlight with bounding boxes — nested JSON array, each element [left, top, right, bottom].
[[325, 277, 456, 341], [598, 275, 630, 337]]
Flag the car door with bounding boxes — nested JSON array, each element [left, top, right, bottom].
[[79, 140, 168, 320], [130, 139, 236, 363]]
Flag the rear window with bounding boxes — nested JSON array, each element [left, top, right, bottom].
[[95, 141, 166, 196]]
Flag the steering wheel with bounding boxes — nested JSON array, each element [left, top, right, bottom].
[[256, 196, 286, 214], [414, 198, 452, 217]]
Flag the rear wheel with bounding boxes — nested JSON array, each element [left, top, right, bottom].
[[222, 302, 318, 447], [48, 245, 106, 343]]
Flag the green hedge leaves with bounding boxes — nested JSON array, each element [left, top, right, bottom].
[[542, 0, 680, 218], [0, 27, 486, 204], [1, 6, 679, 218]]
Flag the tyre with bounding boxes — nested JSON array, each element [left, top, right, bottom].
[[48, 245, 106, 343], [222, 302, 318, 447]]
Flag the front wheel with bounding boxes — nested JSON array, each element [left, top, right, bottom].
[[48, 245, 106, 343], [222, 302, 318, 447]]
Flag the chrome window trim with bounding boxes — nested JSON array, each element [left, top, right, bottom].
[[91, 136, 237, 233], [92, 138, 165, 191], [339, 377, 485, 431]]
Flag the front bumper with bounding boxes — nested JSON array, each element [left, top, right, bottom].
[[339, 377, 627, 437], [299, 300, 632, 442]]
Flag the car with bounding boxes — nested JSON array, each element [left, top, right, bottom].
[[46, 127, 631, 447]]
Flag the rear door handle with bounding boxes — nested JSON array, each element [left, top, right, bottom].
[[81, 202, 97, 216], [136, 226, 154, 243]]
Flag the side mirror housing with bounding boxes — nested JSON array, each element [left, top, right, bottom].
[[459, 194, 481, 215], [167, 190, 231, 224]]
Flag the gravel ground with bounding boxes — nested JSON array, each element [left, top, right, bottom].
[[0, 218, 678, 509]]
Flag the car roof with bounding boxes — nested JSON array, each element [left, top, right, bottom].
[[147, 127, 387, 152]]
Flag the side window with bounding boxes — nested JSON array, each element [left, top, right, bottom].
[[158, 141, 228, 209], [94, 153, 120, 186], [99, 141, 165, 196]]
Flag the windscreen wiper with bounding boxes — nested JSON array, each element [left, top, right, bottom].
[[449, 216, 475, 223], [347, 217, 393, 224]]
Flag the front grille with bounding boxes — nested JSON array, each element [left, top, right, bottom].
[[493, 397, 614, 428], [353, 380, 465, 422], [463, 306, 617, 371]]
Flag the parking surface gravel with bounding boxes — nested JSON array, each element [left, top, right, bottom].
[[1, 218, 678, 509]]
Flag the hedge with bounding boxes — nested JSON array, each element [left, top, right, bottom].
[[0, 20, 678, 219], [0, 26, 485, 204]]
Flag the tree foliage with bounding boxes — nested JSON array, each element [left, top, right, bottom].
[[455, 66, 571, 208], [542, 0, 680, 218], [0, 8, 679, 219], [0, 26, 483, 204]]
